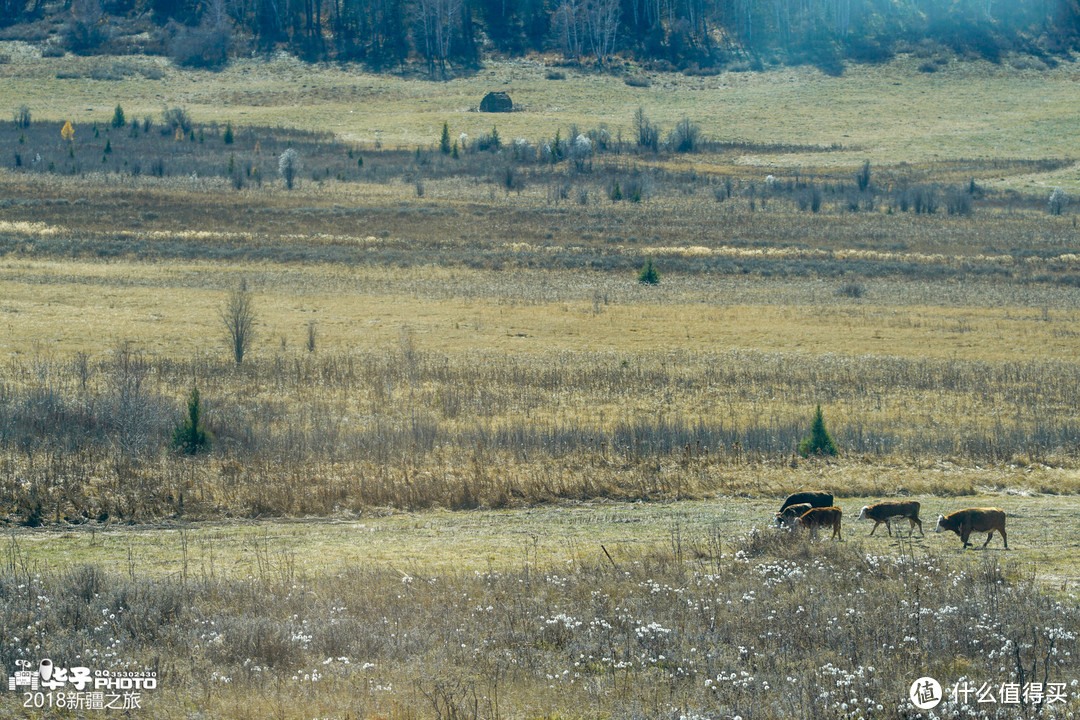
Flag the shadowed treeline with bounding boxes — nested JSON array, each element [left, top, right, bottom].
[[4, 0, 1080, 75]]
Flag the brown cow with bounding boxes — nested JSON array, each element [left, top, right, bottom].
[[775, 503, 813, 528], [934, 508, 1008, 550], [779, 491, 834, 513], [857, 501, 923, 537], [795, 506, 843, 540]]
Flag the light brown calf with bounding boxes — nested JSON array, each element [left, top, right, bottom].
[[857, 501, 923, 537], [795, 506, 843, 541]]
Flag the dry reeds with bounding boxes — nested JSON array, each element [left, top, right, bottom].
[[1, 529, 1075, 718]]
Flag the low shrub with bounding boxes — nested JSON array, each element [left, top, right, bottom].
[[837, 281, 865, 298], [165, 21, 231, 69]]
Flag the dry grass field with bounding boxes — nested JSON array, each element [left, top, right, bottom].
[[1, 42, 1080, 185], [3, 498, 1080, 719], [6, 493, 1080, 585], [2, 46, 1080, 718]]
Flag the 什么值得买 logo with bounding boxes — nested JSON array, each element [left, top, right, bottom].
[[909, 674, 1072, 710]]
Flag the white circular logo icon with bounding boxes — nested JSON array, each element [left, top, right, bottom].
[[909, 677, 942, 710]]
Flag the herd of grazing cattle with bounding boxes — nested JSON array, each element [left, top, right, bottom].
[[773, 491, 1009, 549]]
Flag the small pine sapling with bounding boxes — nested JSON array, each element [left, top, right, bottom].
[[440, 122, 451, 154], [798, 404, 838, 457], [172, 386, 211, 455], [637, 258, 660, 285]]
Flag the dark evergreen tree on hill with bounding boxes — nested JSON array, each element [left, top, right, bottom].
[[478, 0, 526, 51], [151, 0, 199, 23], [0, 0, 41, 27]]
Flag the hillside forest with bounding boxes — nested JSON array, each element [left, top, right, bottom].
[[2, 0, 1080, 74]]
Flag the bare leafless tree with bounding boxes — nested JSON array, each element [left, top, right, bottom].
[[206, 0, 227, 29], [222, 280, 256, 365], [278, 148, 299, 190], [549, 0, 619, 65], [1049, 187, 1069, 216], [585, 0, 620, 66], [553, 0, 585, 60], [107, 342, 154, 460], [415, 0, 462, 76], [13, 105, 31, 128]]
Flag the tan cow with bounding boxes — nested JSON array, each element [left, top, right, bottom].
[[934, 508, 1008, 549], [857, 501, 923, 537], [796, 506, 843, 540]]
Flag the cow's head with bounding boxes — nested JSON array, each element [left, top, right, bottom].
[[857, 506, 869, 521], [934, 514, 947, 533]]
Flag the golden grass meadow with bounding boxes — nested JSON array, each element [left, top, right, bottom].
[[0, 44, 1079, 718]]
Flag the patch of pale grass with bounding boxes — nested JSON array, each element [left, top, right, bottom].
[[9, 488, 1080, 580], [0, 220, 62, 236]]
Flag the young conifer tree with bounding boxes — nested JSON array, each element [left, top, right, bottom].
[[172, 386, 211, 454], [440, 122, 451, 154], [798, 404, 838, 457], [637, 258, 659, 284]]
